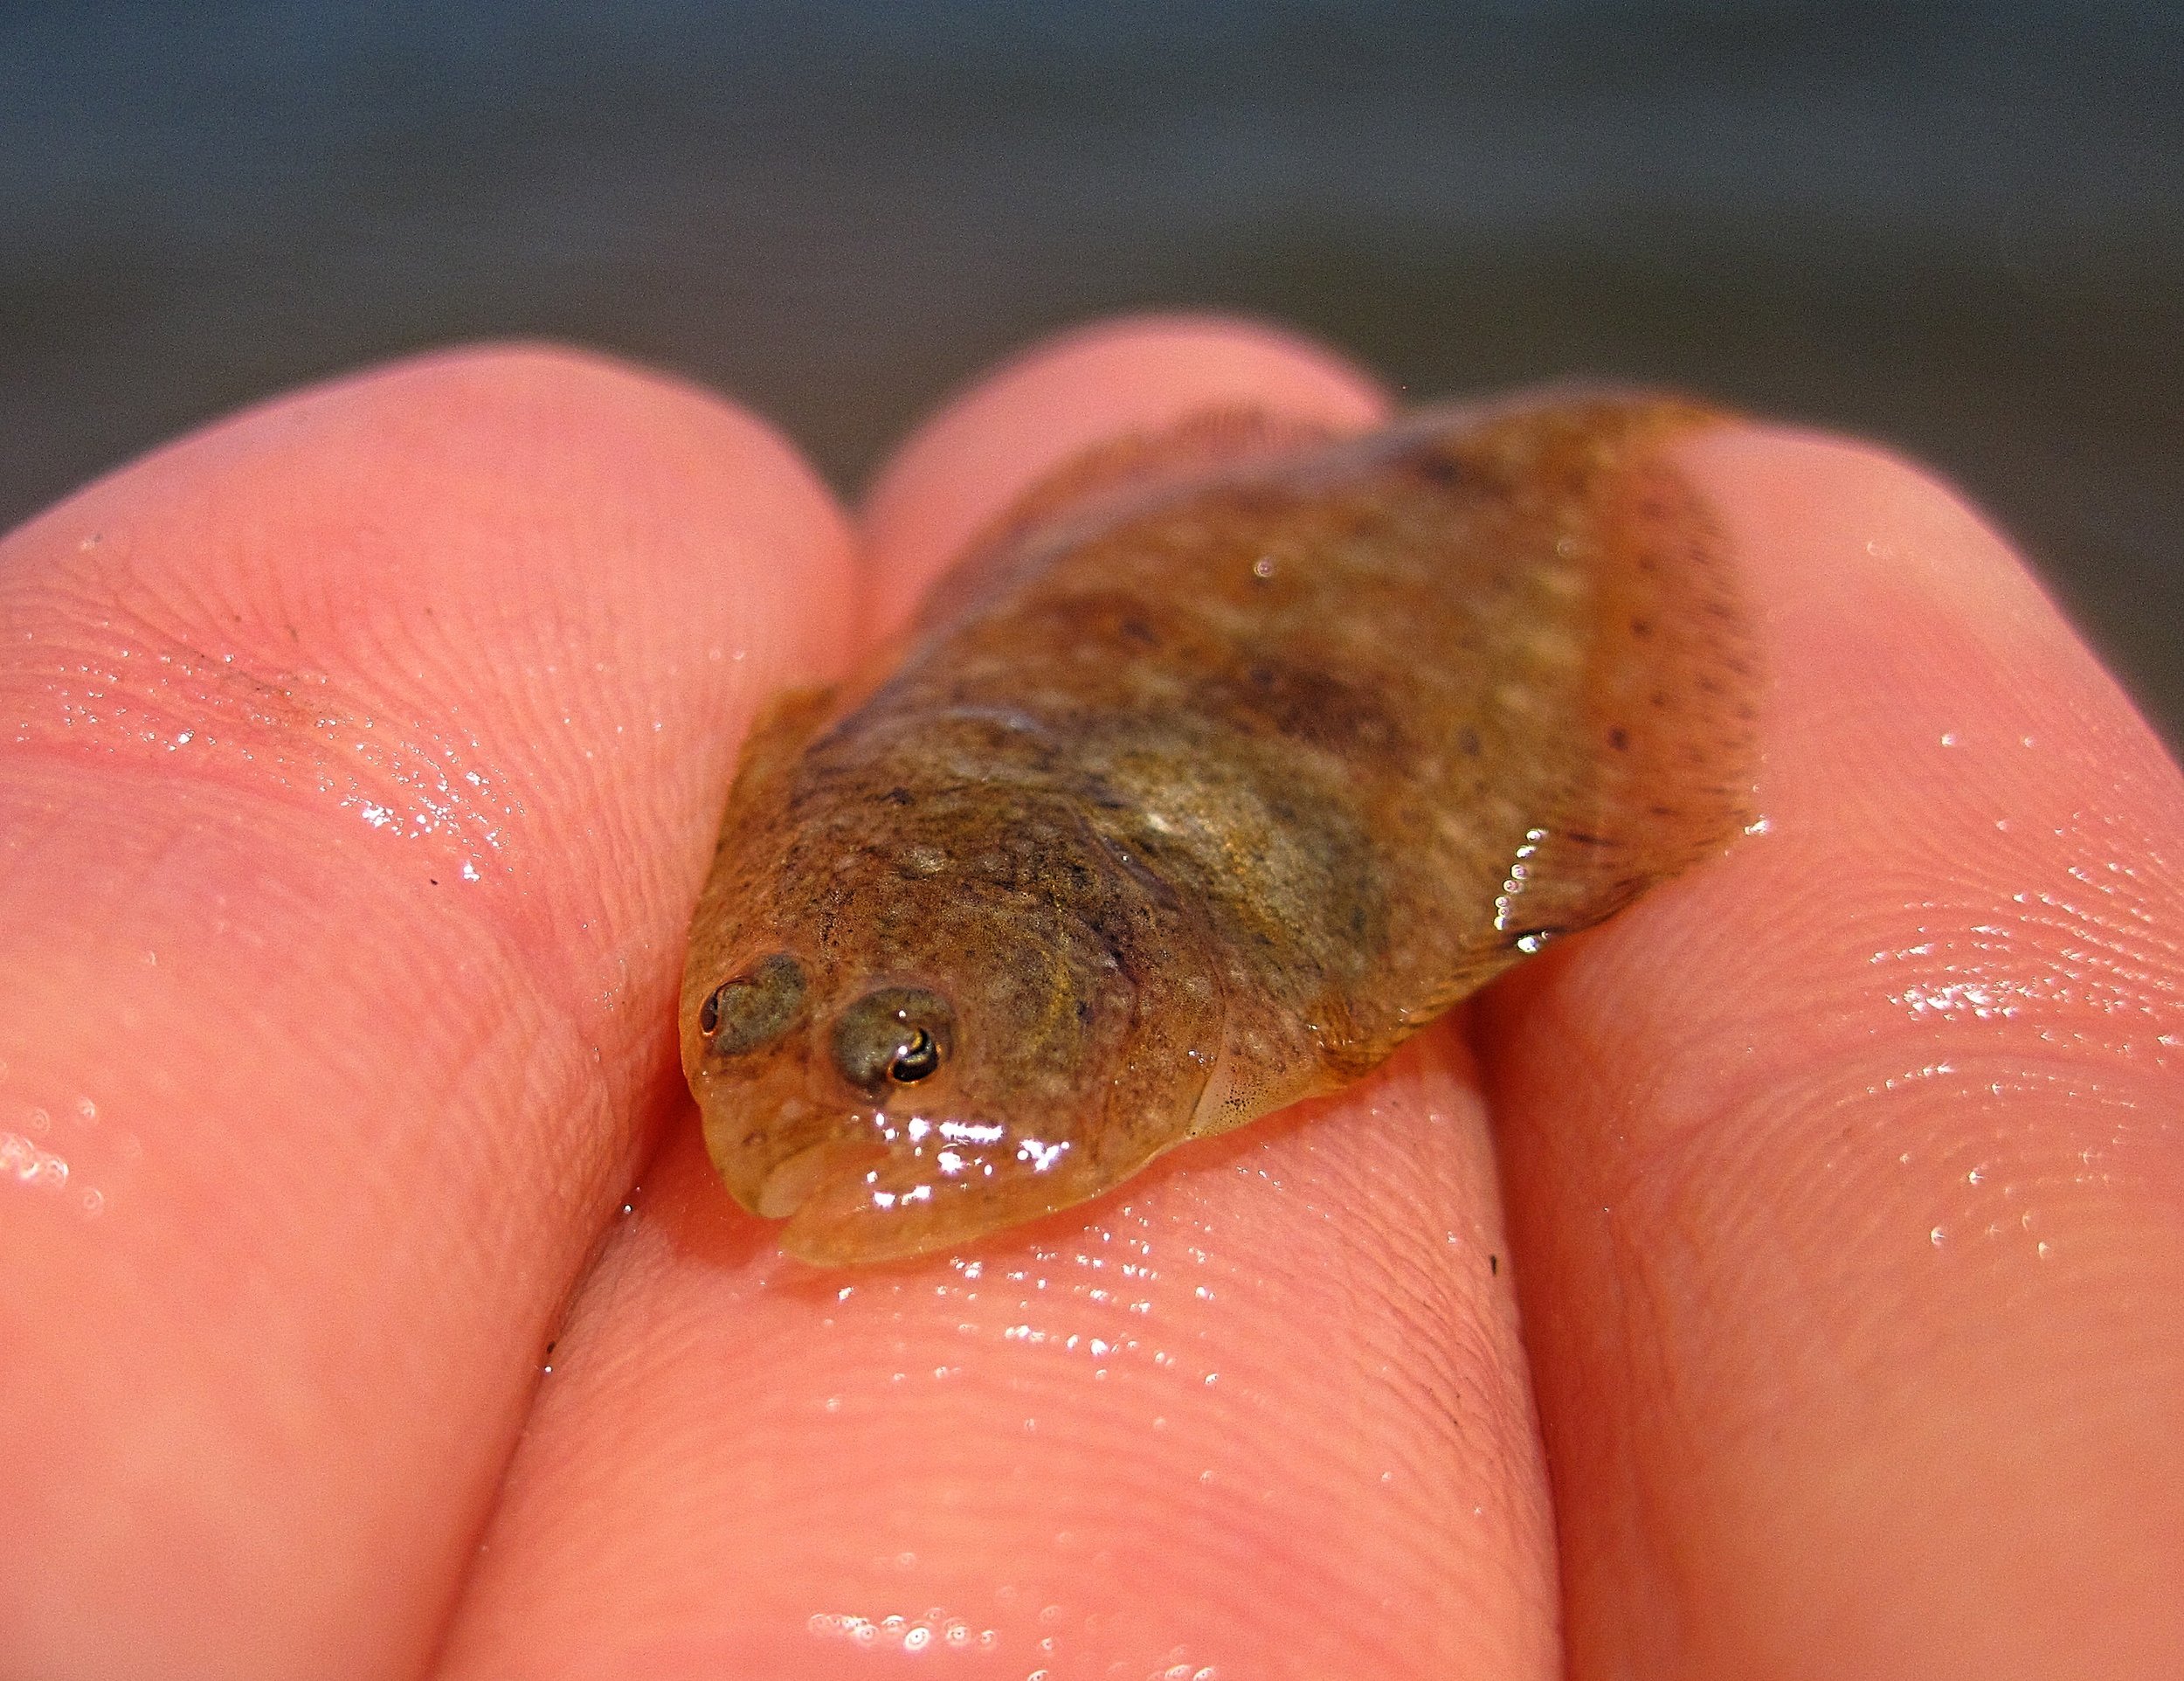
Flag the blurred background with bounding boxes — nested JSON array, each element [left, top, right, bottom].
[[4, 0, 2179, 739]]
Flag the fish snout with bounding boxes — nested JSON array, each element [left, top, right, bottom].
[[764, 1112, 1094, 1265]]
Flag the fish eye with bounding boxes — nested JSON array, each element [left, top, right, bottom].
[[700, 953, 807, 1056], [832, 986, 955, 1094], [888, 1028, 941, 1083]]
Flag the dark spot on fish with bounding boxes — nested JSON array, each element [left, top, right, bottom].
[[1215, 658, 1402, 757], [1404, 446, 1464, 487], [1608, 727, 1629, 751]]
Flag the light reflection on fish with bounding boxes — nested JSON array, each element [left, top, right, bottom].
[[680, 392, 1759, 1264]]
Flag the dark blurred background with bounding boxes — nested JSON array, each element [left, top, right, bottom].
[[4, 1, 2179, 738]]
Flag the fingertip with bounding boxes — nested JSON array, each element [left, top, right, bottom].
[[0, 340, 859, 1677], [1673, 419, 2179, 843], [859, 313, 1390, 633], [20, 336, 844, 559], [1497, 414, 2184, 1112], [1679, 421, 2096, 677], [1481, 416, 2184, 1678], [6, 336, 858, 884], [437, 1027, 1556, 1679]]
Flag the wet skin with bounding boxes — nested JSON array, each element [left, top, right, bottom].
[[2, 320, 2181, 1679], [684, 396, 1760, 1262]]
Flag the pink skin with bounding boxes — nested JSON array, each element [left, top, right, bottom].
[[0, 318, 2178, 1679]]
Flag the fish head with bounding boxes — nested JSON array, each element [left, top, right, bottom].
[[681, 790, 1218, 1264]]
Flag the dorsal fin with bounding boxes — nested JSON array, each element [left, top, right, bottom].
[[913, 405, 1345, 637], [990, 405, 1341, 540], [710, 684, 837, 852]]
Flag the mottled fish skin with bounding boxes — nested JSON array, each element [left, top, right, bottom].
[[681, 391, 1759, 1264]]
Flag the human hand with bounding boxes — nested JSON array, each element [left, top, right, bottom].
[[3, 318, 2179, 1679]]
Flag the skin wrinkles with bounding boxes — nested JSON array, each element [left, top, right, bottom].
[[681, 391, 1762, 1262]]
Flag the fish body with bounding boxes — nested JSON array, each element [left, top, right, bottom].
[[681, 393, 1758, 1263]]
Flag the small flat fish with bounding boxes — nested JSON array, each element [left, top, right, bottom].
[[681, 391, 1759, 1264]]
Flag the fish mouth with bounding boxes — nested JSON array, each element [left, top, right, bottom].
[[753, 1141, 841, 1219], [756, 1130, 1092, 1267]]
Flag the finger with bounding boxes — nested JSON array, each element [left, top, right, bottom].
[[437, 320, 1564, 1680], [0, 347, 854, 1680], [1479, 426, 2184, 1678]]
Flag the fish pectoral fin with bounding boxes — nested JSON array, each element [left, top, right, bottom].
[[1185, 1016, 1343, 1142]]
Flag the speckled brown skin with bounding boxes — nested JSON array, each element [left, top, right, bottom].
[[681, 392, 1759, 1263]]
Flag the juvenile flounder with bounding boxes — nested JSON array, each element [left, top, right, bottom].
[[681, 391, 1759, 1263]]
